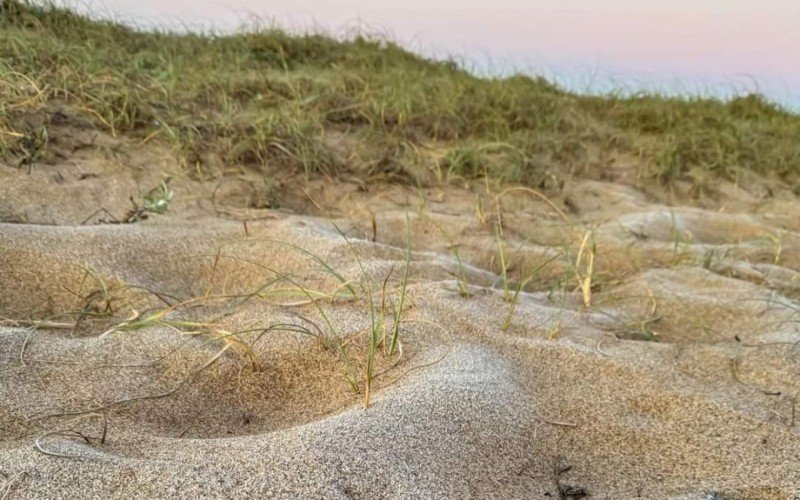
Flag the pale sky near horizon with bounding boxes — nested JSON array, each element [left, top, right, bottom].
[[60, 0, 800, 109]]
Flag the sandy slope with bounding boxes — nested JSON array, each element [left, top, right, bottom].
[[1, 150, 800, 499]]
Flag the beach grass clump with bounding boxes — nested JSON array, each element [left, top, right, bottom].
[[1, 0, 799, 192], [24, 232, 414, 412]]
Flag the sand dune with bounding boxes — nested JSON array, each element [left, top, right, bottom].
[[2, 158, 800, 499]]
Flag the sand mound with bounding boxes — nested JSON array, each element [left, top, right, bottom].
[[2, 156, 800, 499]]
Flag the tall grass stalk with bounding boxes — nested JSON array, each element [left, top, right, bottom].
[[501, 254, 560, 331], [387, 214, 411, 356], [494, 213, 511, 302]]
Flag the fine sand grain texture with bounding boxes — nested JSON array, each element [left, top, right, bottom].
[[2, 4, 800, 496], [2, 145, 800, 500]]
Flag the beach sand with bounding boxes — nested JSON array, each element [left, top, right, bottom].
[[2, 141, 800, 499]]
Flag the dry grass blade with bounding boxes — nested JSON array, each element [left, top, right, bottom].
[[425, 215, 471, 297], [192, 252, 361, 392], [34, 412, 108, 459], [502, 254, 561, 331], [32, 343, 233, 422], [1, 318, 75, 330], [0, 471, 27, 500], [493, 186, 572, 225], [575, 231, 595, 308], [731, 336, 782, 396], [494, 208, 511, 302]]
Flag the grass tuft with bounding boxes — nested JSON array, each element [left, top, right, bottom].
[[1, 1, 799, 192]]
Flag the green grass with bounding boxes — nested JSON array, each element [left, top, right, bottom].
[[387, 214, 412, 356], [425, 215, 472, 297], [2, 1, 799, 192]]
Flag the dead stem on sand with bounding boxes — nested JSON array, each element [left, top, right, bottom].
[[34, 413, 108, 459]]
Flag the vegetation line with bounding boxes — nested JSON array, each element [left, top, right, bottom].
[[2, 0, 798, 193]]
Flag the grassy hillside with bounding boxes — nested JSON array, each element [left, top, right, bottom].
[[2, 0, 799, 193]]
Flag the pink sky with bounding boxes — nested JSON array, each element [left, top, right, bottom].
[[65, 0, 800, 108]]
